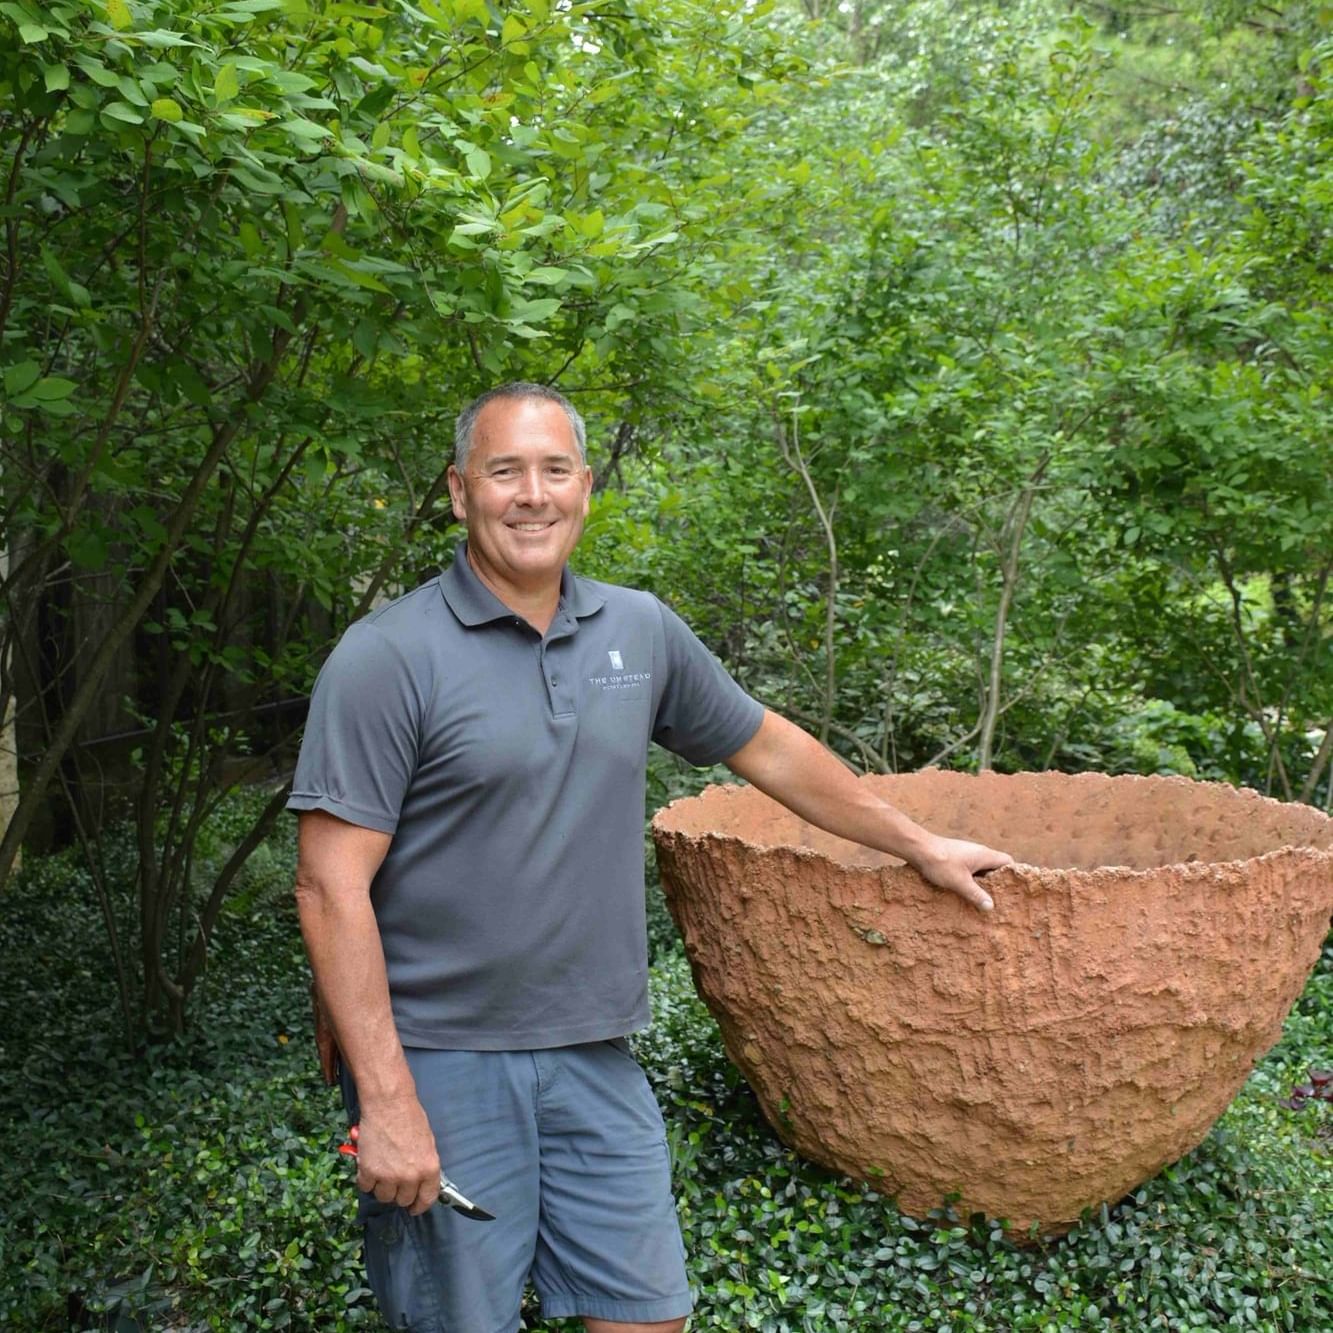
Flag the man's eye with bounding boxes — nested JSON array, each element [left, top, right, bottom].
[[490, 468, 518, 479]]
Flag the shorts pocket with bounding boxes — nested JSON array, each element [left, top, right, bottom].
[[361, 1206, 445, 1332]]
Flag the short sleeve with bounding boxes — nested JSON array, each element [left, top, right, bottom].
[[651, 599, 764, 766], [286, 622, 422, 833]]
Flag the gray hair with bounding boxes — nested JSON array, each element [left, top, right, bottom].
[[453, 382, 587, 471]]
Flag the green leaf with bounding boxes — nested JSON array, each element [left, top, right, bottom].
[[258, 304, 297, 334], [3, 361, 41, 396], [169, 362, 212, 407], [18, 21, 48, 42], [507, 296, 561, 323], [27, 376, 77, 401], [282, 201, 305, 251], [317, 259, 393, 293], [214, 63, 240, 103], [105, 0, 133, 29], [102, 101, 146, 126], [228, 163, 285, 193], [452, 0, 489, 24], [43, 63, 69, 92], [318, 228, 360, 260], [41, 247, 91, 308], [136, 29, 201, 48], [64, 108, 96, 135], [151, 97, 183, 123], [279, 117, 331, 142], [524, 266, 568, 286], [237, 220, 263, 258], [117, 75, 149, 107], [217, 0, 286, 16], [128, 505, 169, 544], [463, 144, 491, 181], [75, 57, 119, 88], [66, 527, 108, 571], [354, 159, 402, 186]]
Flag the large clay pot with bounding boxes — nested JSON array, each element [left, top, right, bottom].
[[652, 771, 1333, 1236]]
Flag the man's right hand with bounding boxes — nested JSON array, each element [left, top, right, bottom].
[[295, 812, 438, 1215], [356, 1093, 441, 1215]]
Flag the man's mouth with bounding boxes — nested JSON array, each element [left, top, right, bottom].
[[506, 520, 556, 532]]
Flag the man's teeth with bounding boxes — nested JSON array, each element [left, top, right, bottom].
[[511, 522, 551, 531]]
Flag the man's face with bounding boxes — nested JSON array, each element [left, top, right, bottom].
[[447, 397, 592, 595]]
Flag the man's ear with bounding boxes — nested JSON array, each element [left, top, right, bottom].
[[581, 467, 593, 515], [447, 464, 467, 521]]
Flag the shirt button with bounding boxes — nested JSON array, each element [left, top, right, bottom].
[[550, 676, 559, 686]]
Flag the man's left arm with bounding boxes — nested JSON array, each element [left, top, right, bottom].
[[724, 709, 1012, 913]]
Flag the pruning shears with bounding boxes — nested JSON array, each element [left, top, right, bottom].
[[338, 1124, 495, 1222]]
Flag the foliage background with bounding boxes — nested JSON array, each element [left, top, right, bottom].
[[0, 0, 1330, 1327]]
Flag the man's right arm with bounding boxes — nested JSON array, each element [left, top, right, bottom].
[[294, 809, 440, 1215]]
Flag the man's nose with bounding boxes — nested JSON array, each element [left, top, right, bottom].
[[513, 465, 547, 505]]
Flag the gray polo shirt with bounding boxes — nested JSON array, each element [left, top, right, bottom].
[[288, 546, 764, 1050]]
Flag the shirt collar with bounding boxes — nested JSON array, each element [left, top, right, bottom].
[[439, 542, 605, 627]]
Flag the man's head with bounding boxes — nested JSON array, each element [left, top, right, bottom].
[[454, 382, 586, 473], [448, 382, 593, 600]]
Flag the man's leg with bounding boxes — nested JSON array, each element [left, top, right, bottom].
[[529, 1040, 694, 1328], [343, 1048, 543, 1332]]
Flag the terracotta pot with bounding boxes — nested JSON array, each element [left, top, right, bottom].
[[651, 771, 1333, 1236]]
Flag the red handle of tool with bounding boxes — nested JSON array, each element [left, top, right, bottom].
[[338, 1123, 360, 1158]]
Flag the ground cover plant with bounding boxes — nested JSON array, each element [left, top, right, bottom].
[[1, 801, 1328, 1332]]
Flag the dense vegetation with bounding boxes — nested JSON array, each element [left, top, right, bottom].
[[2, 783, 1330, 1330], [1, 0, 1329, 1327]]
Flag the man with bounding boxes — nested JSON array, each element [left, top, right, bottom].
[[290, 382, 1011, 1333]]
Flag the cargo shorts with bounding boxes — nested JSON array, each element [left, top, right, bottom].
[[340, 1040, 693, 1332]]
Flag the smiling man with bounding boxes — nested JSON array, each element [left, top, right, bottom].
[[290, 382, 1011, 1333]]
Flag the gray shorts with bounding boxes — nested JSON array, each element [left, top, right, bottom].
[[340, 1040, 693, 1332]]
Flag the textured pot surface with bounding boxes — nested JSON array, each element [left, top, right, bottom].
[[652, 771, 1333, 1236]]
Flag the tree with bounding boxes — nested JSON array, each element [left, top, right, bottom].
[[0, 0, 794, 1036]]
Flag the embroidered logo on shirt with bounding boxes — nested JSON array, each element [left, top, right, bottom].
[[589, 648, 650, 694]]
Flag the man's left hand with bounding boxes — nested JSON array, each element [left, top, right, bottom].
[[911, 836, 1014, 913], [725, 712, 1016, 915]]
